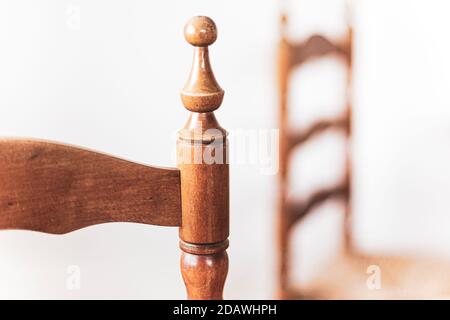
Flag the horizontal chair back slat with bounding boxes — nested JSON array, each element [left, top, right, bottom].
[[0, 139, 181, 234], [290, 34, 350, 67]]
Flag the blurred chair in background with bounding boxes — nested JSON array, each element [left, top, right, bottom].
[[276, 5, 450, 299]]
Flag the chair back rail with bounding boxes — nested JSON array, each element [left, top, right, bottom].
[[290, 34, 350, 67], [0, 139, 181, 234]]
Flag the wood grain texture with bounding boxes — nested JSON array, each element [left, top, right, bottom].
[[181, 16, 224, 113], [178, 16, 229, 300], [0, 139, 181, 234], [181, 250, 228, 300], [177, 113, 229, 244]]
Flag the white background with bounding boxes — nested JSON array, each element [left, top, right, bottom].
[[0, 0, 449, 299]]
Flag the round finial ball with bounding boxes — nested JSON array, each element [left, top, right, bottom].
[[184, 16, 217, 47]]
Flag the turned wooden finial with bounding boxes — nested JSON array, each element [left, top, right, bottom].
[[178, 16, 229, 300], [181, 16, 224, 113]]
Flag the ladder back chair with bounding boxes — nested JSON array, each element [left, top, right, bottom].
[[277, 10, 450, 300], [0, 16, 229, 300], [277, 13, 352, 299]]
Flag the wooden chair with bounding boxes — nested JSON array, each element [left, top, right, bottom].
[[0, 16, 229, 300], [277, 12, 450, 299]]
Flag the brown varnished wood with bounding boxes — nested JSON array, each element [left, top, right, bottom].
[[177, 16, 229, 300], [286, 115, 348, 152], [274, 6, 450, 301], [0, 139, 181, 233], [0, 16, 230, 299], [177, 113, 229, 244], [276, 14, 291, 299], [343, 23, 354, 252], [277, 6, 450, 301], [286, 184, 348, 228], [181, 18, 224, 113], [276, 13, 353, 298], [291, 34, 350, 67], [181, 251, 228, 300]]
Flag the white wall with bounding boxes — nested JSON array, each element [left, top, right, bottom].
[[0, 0, 448, 299]]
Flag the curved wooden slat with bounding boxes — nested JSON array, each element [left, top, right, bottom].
[[287, 116, 348, 152], [0, 139, 181, 234], [287, 183, 348, 228], [291, 35, 349, 67]]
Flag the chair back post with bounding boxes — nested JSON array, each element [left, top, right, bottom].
[[343, 19, 354, 252], [177, 16, 229, 300], [276, 13, 291, 299]]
